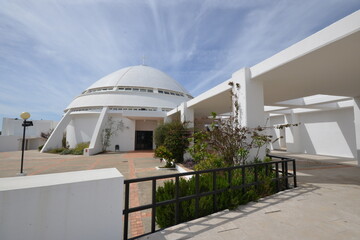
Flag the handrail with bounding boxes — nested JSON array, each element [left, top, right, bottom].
[[123, 155, 296, 240]]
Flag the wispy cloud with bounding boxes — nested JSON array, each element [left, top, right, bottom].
[[0, 0, 359, 125]]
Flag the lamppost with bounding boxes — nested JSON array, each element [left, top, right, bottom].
[[18, 112, 33, 176]]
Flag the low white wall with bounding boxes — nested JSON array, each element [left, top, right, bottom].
[[299, 108, 356, 158], [0, 135, 19, 152], [269, 108, 356, 158], [0, 168, 124, 240]]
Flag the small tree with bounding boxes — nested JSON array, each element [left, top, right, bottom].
[[101, 116, 125, 152], [189, 82, 299, 167]]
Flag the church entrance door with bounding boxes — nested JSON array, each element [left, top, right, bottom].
[[135, 131, 153, 150]]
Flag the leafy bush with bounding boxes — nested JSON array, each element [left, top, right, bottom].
[[47, 142, 89, 155], [74, 142, 90, 152], [38, 144, 44, 151], [60, 142, 89, 155], [154, 145, 173, 160], [47, 148, 67, 154], [154, 121, 189, 163], [156, 164, 277, 229], [182, 159, 196, 169], [194, 155, 229, 171], [154, 145, 175, 167], [154, 124, 168, 147]]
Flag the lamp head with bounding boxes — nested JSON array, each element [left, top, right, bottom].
[[20, 112, 30, 120]]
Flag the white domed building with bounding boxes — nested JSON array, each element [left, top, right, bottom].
[[42, 65, 192, 155]]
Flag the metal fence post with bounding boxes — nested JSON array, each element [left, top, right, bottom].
[[151, 179, 156, 233], [124, 182, 130, 240]]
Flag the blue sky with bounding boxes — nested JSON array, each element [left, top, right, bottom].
[[1, 0, 359, 127]]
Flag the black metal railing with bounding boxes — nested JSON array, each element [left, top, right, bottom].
[[123, 155, 296, 240]]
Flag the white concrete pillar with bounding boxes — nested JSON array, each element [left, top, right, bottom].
[[180, 102, 194, 129], [285, 112, 301, 153], [84, 107, 108, 156], [66, 120, 77, 148], [231, 68, 266, 160], [41, 110, 72, 152], [232, 68, 265, 127], [354, 97, 360, 165]]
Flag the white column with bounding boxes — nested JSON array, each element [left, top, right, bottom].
[[232, 68, 265, 127], [285, 112, 301, 153], [180, 102, 194, 129], [354, 97, 360, 165], [41, 110, 72, 152], [231, 68, 266, 160], [84, 107, 108, 156]]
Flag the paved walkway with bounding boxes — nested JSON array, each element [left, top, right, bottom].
[[141, 153, 360, 240]]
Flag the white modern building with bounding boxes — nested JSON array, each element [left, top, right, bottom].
[[0, 118, 57, 152], [166, 10, 360, 165], [43, 10, 360, 165], [41, 65, 192, 155]]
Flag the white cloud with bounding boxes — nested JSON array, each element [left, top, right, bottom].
[[0, 0, 359, 127]]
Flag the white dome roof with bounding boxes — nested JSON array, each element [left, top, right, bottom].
[[65, 65, 191, 112], [87, 65, 189, 94]]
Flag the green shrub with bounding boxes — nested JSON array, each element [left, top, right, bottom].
[[38, 144, 44, 151], [154, 145, 173, 160], [49, 142, 89, 155], [74, 142, 89, 152], [47, 148, 67, 154], [60, 142, 89, 155], [154, 124, 168, 147], [155, 166, 277, 229], [194, 155, 229, 171], [60, 149, 73, 155], [154, 122, 189, 163]]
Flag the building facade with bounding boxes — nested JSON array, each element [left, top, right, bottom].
[[41, 65, 192, 155], [1, 118, 57, 152]]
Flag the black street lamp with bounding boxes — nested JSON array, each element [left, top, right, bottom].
[[18, 112, 33, 176]]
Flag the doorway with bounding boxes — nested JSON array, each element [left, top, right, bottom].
[[135, 131, 153, 150]]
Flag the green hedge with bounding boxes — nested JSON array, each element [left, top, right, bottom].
[[156, 165, 279, 229], [46, 142, 89, 155], [154, 121, 189, 163]]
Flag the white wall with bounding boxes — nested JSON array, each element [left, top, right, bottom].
[[67, 114, 98, 148], [2, 118, 58, 152], [0, 136, 19, 152], [28, 138, 46, 150], [135, 119, 158, 131], [108, 117, 135, 152], [0, 168, 124, 240], [269, 108, 356, 158], [299, 108, 356, 158], [1, 118, 57, 138], [269, 115, 285, 150]]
